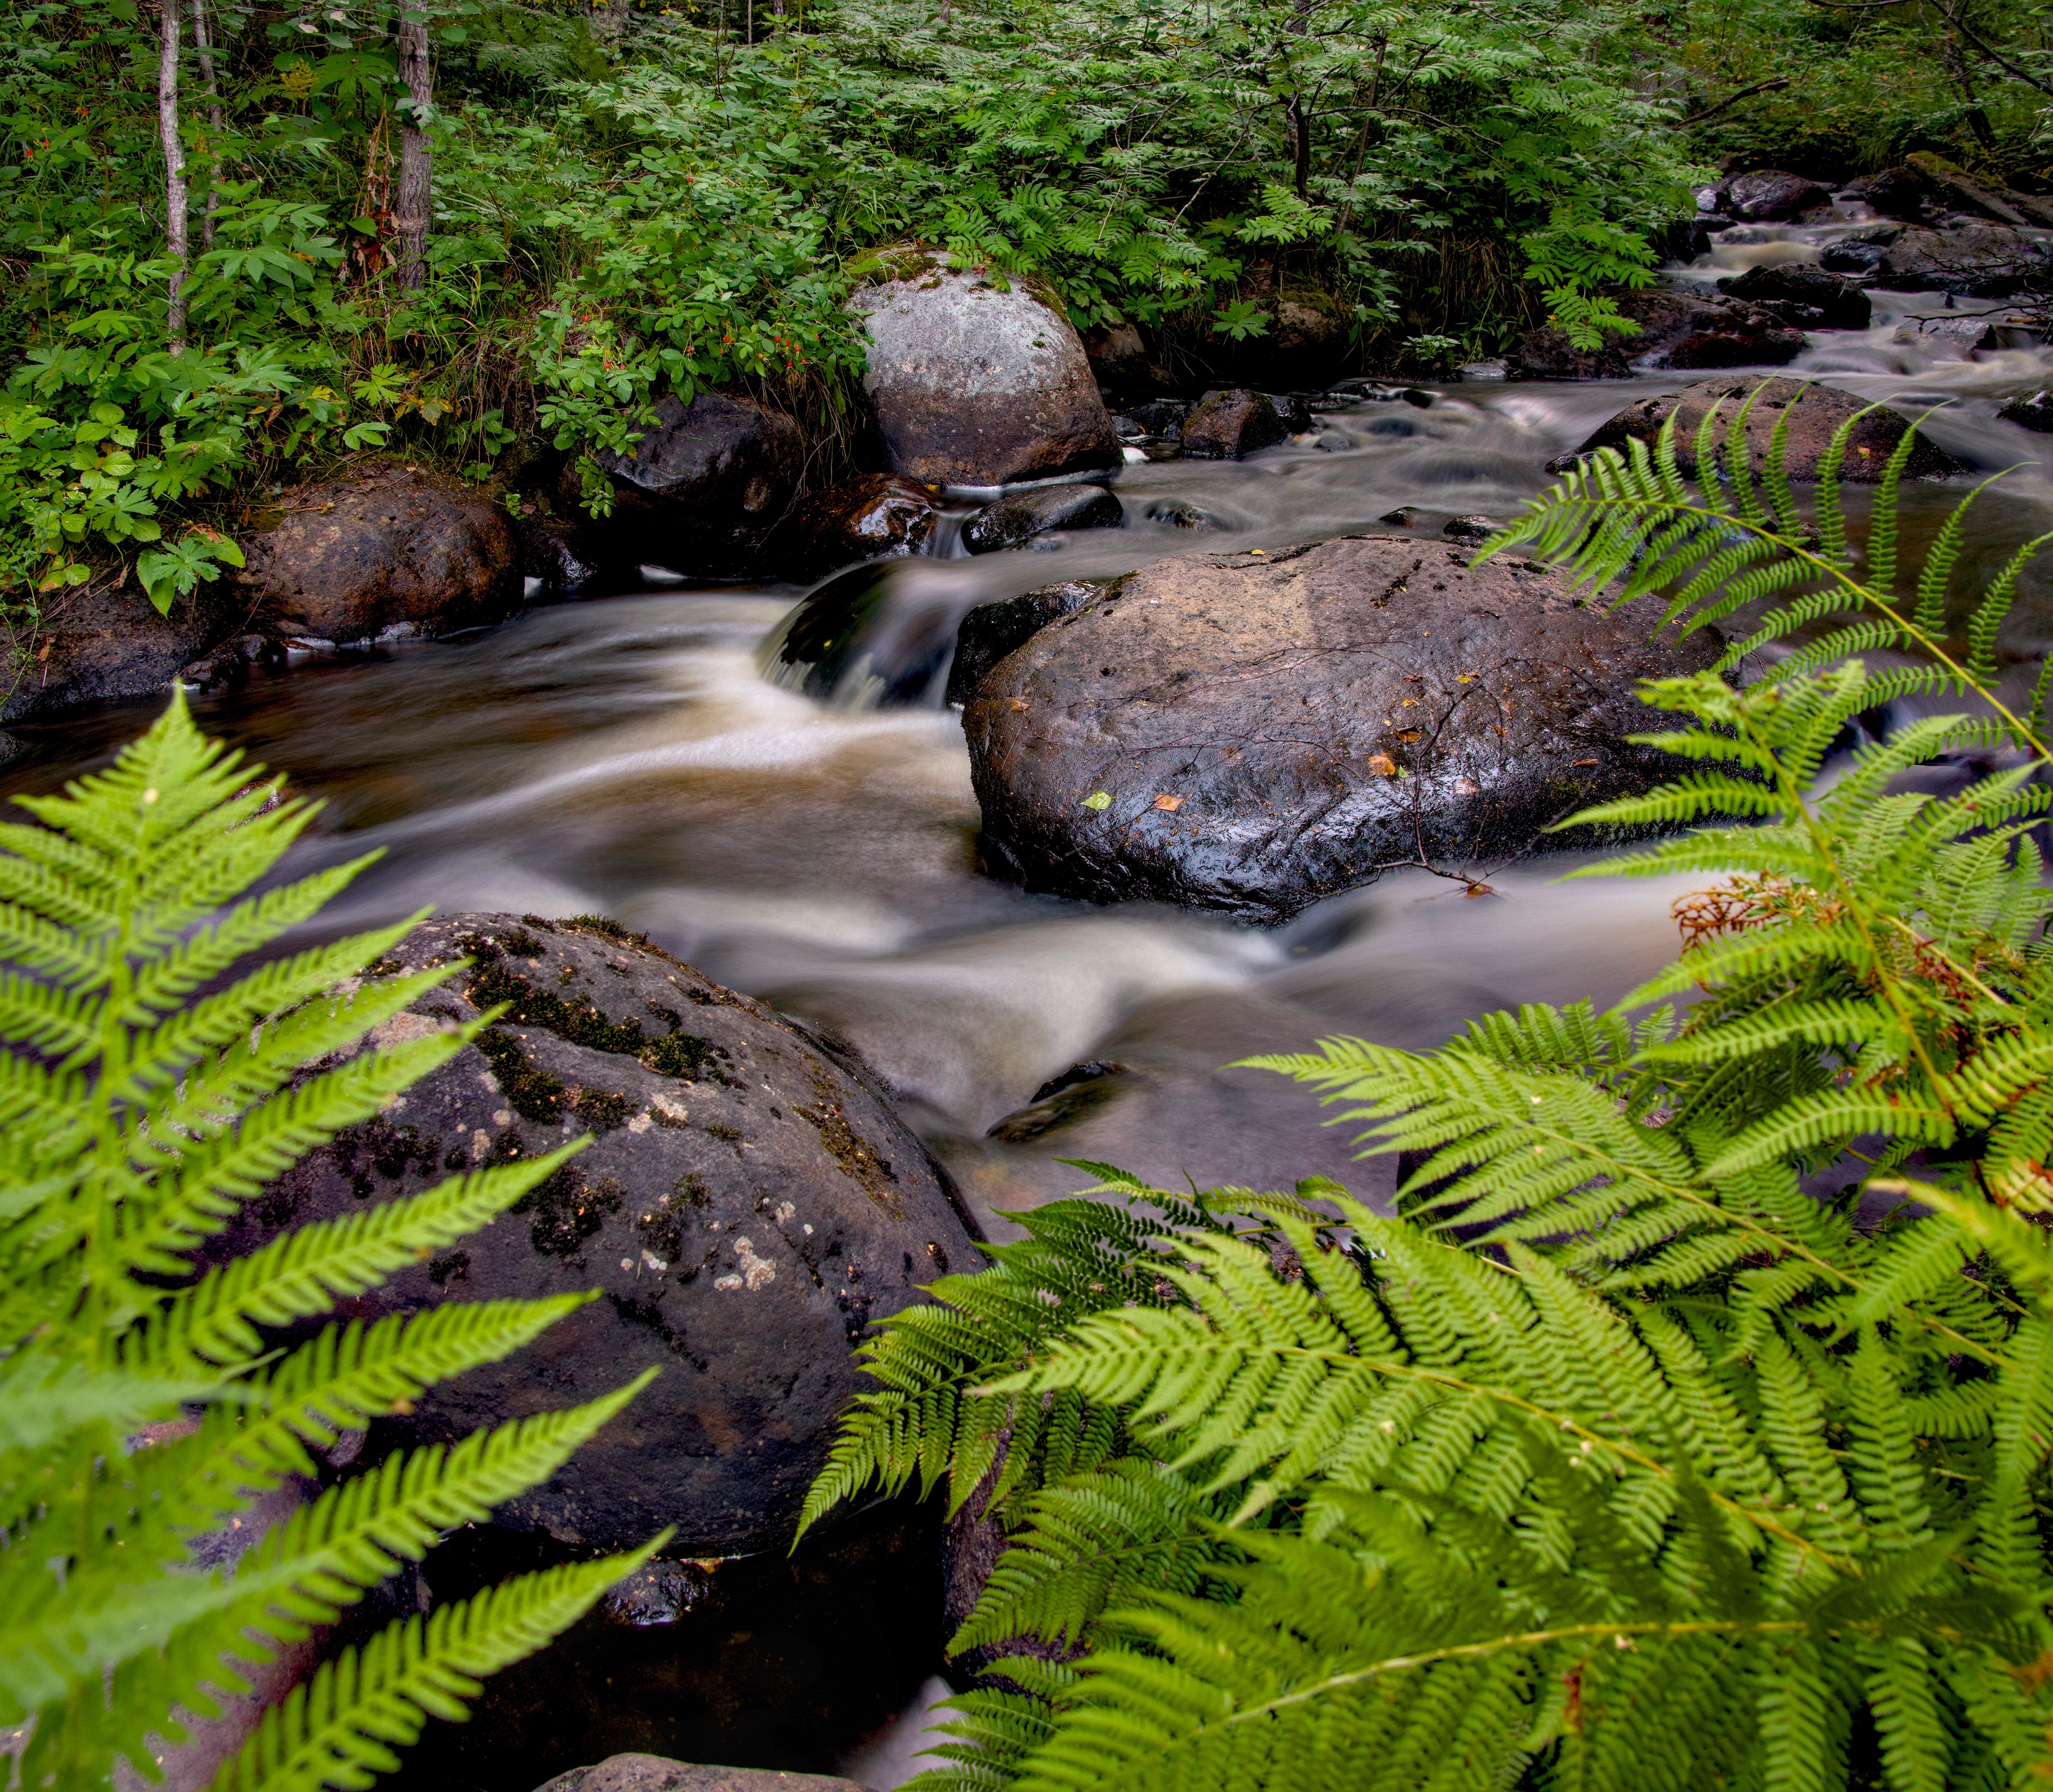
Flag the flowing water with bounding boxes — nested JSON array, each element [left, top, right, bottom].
[[9, 202, 2053, 1786]]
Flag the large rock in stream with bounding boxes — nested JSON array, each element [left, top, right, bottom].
[[208, 913, 980, 1556], [846, 250, 1120, 487], [1515, 286, 1806, 378], [962, 537, 1722, 923], [234, 464, 523, 645], [577, 392, 806, 578], [1554, 375, 1964, 481]]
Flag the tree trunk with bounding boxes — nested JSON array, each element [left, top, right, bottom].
[[158, 0, 189, 352], [190, 0, 224, 250], [395, 10, 432, 290]]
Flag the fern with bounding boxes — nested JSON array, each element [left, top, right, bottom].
[[0, 692, 658, 1789], [800, 405, 2053, 1790]]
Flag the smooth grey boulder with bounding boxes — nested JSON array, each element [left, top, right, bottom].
[[208, 913, 980, 1556], [846, 250, 1120, 487], [962, 537, 1723, 922], [963, 482, 1123, 554], [534, 1757, 869, 1792], [578, 392, 805, 577]]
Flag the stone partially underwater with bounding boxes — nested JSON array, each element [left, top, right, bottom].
[[959, 537, 1724, 923]]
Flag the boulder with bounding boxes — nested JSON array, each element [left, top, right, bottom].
[[1, 575, 246, 723], [1717, 170, 1831, 222], [1902, 152, 2050, 228], [1554, 375, 1963, 481], [1083, 322, 1156, 391], [233, 465, 521, 646], [208, 913, 981, 1556], [2001, 392, 2053, 432], [1849, 167, 1927, 222], [1180, 389, 1290, 459], [1878, 223, 2048, 297], [963, 483, 1123, 554], [945, 579, 1103, 705], [1716, 262, 1872, 330], [534, 1757, 868, 1792], [961, 537, 1722, 923], [1515, 287, 1805, 378], [577, 393, 805, 578], [776, 475, 941, 577], [1211, 279, 1351, 387], [846, 251, 1120, 487]]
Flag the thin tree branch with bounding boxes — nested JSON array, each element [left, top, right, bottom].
[[1681, 74, 1792, 126]]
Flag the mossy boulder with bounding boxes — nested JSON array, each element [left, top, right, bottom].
[[211, 913, 981, 1556]]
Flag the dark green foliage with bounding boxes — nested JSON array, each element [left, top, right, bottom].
[[800, 409, 2053, 1790], [0, 692, 662, 1789]]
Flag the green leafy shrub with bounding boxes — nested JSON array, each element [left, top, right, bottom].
[[798, 396, 2053, 1790], [0, 692, 660, 1789]]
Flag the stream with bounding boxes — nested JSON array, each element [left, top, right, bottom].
[[11, 203, 2053, 1789]]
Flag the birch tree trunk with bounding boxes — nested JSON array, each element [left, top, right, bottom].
[[157, 0, 189, 352], [395, 9, 432, 290], [190, 0, 225, 250]]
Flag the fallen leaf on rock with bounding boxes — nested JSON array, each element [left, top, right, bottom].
[[1008, 697, 1028, 712], [1396, 729, 1421, 743], [1367, 753, 1398, 777], [1572, 758, 1599, 767], [1082, 790, 1112, 810], [1154, 794, 1184, 811], [1455, 776, 1479, 795]]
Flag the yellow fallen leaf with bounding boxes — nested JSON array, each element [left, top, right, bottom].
[[1367, 753, 1398, 777], [1154, 794, 1184, 811], [1082, 790, 1112, 810]]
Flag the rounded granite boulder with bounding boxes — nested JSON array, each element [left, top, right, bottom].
[[212, 913, 981, 1556]]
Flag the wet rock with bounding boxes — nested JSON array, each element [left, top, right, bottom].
[[1902, 152, 2050, 228], [1896, 316, 1999, 355], [577, 393, 805, 578], [1379, 506, 1418, 527], [1121, 398, 1190, 436], [599, 1559, 716, 1629], [1515, 287, 1805, 378], [1847, 167, 1927, 222], [1455, 358, 1510, 381], [963, 483, 1123, 554], [1716, 262, 1872, 330], [847, 250, 1120, 487], [758, 561, 962, 706], [1878, 223, 2049, 297], [178, 633, 287, 695], [1820, 238, 1893, 276], [1442, 516, 1497, 546], [777, 475, 940, 577], [1717, 170, 1831, 222], [1554, 375, 1963, 481], [208, 913, 981, 1556], [524, 513, 607, 594], [1180, 389, 1289, 459], [233, 465, 521, 646], [1143, 499, 1227, 531], [0, 571, 243, 723], [2001, 391, 2053, 432], [961, 537, 1721, 923], [534, 1757, 869, 1792], [945, 579, 1106, 706]]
